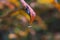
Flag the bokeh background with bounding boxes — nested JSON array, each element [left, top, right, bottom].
[[0, 0, 60, 40]]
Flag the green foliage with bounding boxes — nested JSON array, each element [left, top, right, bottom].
[[25, 0, 32, 4], [57, 0, 60, 4]]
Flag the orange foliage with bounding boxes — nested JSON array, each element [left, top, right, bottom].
[[51, 0, 60, 11]]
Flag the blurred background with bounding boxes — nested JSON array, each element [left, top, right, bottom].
[[0, 0, 60, 40]]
